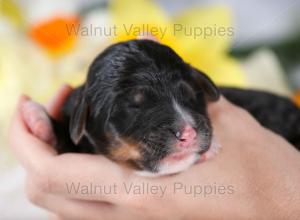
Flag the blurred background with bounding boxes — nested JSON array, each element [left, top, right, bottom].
[[0, 0, 300, 219]]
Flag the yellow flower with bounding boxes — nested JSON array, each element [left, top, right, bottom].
[[110, 0, 245, 87], [0, 0, 25, 28]]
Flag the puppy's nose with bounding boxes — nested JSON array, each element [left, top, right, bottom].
[[176, 125, 197, 148], [179, 125, 197, 141]]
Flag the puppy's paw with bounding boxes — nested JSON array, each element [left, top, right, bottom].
[[21, 100, 57, 146]]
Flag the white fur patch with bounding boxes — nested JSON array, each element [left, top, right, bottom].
[[135, 136, 222, 177], [173, 101, 194, 126], [135, 153, 199, 177]]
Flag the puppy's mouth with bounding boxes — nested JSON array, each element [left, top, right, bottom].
[[167, 126, 209, 160], [151, 123, 212, 175], [163, 149, 199, 162], [135, 135, 216, 177], [113, 123, 212, 175], [163, 133, 205, 162]]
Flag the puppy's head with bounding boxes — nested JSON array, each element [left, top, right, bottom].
[[70, 40, 220, 175]]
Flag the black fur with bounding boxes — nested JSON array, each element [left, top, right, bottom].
[[52, 40, 300, 172]]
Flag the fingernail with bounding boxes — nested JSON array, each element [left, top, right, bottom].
[[19, 94, 30, 102], [18, 94, 31, 108], [61, 83, 73, 91]]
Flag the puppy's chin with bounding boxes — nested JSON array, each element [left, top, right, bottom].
[[135, 153, 200, 177], [134, 136, 221, 177]]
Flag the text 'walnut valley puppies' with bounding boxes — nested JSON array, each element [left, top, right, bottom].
[[24, 40, 300, 176]]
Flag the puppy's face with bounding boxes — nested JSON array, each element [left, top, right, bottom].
[[70, 40, 220, 175]]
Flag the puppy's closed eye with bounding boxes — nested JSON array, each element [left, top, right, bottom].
[[127, 89, 156, 109], [133, 92, 144, 104], [127, 91, 145, 109]]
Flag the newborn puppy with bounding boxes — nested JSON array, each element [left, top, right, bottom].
[[52, 40, 221, 176], [24, 40, 300, 176]]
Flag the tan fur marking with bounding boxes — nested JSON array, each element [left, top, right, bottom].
[[109, 139, 141, 162]]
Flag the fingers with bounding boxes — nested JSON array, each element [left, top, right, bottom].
[[206, 96, 239, 132], [46, 84, 73, 120], [10, 94, 133, 204], [9, 96, 57, 172], [48, 214, 63, 220], [207, 96, 259, 126], [37, 153, 131, 203], [21, 99, 57, 146], [206, 95, 265, 151], [11, 86, 72, 169], [11, 108, 131, 204], [207, 96, 236, 118], [137, 33, 159, 42], [26, 178, 121, 220]]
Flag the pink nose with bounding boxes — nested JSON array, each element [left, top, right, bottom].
[[177, 125, 197, 148]]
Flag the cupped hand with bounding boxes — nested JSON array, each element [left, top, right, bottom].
[[9, 85, 300, 220]]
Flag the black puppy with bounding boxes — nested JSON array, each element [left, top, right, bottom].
[[51, 40, 300, 176]]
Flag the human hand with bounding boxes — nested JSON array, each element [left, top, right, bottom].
[[9, 85, 300, 220]]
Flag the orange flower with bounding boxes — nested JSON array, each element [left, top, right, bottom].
[[29, 16, 79, 56], [294, 90, 300, 107]]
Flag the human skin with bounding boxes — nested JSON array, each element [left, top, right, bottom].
[[9, 85, 300, 220]]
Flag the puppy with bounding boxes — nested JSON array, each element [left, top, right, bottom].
[[28, 40, 300, 176], [52, 40, 221, 176]]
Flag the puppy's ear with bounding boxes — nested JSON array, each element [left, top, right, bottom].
[[69, 95, 89, 145], [191, 68, 220, 101]]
